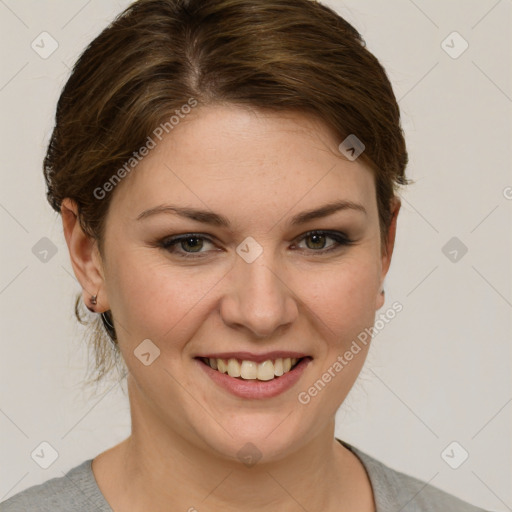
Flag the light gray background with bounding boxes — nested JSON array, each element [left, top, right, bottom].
[[1, 0, 511, 509]]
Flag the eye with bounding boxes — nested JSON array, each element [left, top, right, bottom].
[[159, 233, 217, 258], [293, 230, 354, 254], [158, 230, 354, 259]]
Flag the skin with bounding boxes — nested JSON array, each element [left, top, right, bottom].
[[62, 103, 400, 512]]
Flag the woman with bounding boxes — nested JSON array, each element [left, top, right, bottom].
[[1, 0, 494, 510]]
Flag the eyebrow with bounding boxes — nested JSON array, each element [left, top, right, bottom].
[[136, 199, 367, 227]]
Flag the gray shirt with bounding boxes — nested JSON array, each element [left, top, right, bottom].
[[1, 440, 492, 511]]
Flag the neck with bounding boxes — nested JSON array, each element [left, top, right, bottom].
[[94, 377, 374, 512]]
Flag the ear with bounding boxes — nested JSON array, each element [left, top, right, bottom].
[[375, 197, 401, 310], [61, 198, 110, 312]]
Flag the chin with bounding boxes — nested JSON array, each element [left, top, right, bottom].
[[191, 410, 313, 466]]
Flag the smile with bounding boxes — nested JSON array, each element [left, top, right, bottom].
[[195, 353, 312, 399], [199, 357, 301, 381]]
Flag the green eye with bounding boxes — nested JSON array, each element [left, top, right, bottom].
[[176, 236, 205, 252], [295, 230, 354, 254], [304, 232, 329, 250], [160, 233, 216, 258], [159, 230, 354, 259]]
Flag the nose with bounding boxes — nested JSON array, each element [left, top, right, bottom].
[[219, 252, 298, 339]]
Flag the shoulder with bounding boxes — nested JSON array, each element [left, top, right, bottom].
[[339, 440, 492, 512], [0, 459, 112, 512]]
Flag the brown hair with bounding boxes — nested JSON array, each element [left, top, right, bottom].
[[44, 0, 410, 386]]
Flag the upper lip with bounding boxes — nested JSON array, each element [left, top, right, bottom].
[[195, 351, 311, 363]]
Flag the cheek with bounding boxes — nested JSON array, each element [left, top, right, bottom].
[[302, 257, 380, 333], [105, 252, 224, 342]]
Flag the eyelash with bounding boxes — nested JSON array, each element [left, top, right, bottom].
[[158, 230, 354, 259]]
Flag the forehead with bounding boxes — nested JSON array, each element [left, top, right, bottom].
[[108, 104, 377, 221]]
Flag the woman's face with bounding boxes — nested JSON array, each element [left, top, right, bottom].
[[97, 104, 397, 462]]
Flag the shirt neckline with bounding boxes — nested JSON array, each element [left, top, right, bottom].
[[77, 439, 385, 511]]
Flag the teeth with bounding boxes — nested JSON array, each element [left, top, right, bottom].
[[217, 359, 228, 374], [257, 360, 275, 381], [227, 358, 241, 377], [274, 358, 284, 376], [207, 357, 301, 381], [240, 360, 258, 379]]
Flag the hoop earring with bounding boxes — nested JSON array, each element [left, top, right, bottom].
[[101, 311, 114, 328], [101, 310, 117, 346]]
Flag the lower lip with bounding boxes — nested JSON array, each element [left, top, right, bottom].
[[196, 358, 311, 399]]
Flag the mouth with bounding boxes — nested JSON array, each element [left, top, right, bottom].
[[195, 352, 312, 399], [196, 355, 308, 381]]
